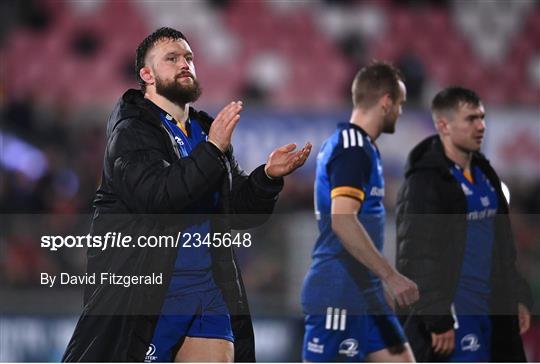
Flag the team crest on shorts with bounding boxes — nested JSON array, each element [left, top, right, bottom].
[[338, 338, 359, 357], [145, 344, 157, 362]]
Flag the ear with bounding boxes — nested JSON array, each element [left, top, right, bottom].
[[139, 66, 154, 87], [436, 115, 449, 135], [380, 93, 393, 113]]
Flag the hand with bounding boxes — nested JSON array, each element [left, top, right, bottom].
[[518, 303, 531, 334], [264, 142, 312, 178], [383, 271, 419, 307], [208, 101, 243, 152], [431, 329, 455, 356]]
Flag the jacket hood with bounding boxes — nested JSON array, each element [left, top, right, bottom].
[[404, 134, 491, 178], [404, 135, 449, 177]]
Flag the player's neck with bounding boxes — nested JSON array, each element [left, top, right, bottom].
[[145, 91, 189, 125], [349, 108, 381, 141], [442, 139, 472, 170]]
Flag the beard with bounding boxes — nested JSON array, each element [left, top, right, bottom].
[[155, 74, 202, 105], [382, 112, 397, 134]]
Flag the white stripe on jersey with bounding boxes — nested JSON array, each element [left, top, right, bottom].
[[349, 128, 356, 147], [333, 307, 340, 330], [324, 307, 348, 331], [325, 307, 333, 329], [342, 130, 349, 148], [357, 131, 363, 147], [342, 129, 363, 149], [340, 309, 347, 331]]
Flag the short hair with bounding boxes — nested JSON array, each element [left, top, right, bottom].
[[431, 86, 481, 117], [135, 27, 189, 91], [351, 61, 403, 109]]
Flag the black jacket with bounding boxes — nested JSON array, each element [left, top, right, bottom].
[[396, 135, 533, 362], [62, 89, 283, 362]]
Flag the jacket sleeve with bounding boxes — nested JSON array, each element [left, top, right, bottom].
[[109, 120, 227, 213], [498, 213, 534, 311], [227, 149, 284, 229], [396, 171, 455, 334]]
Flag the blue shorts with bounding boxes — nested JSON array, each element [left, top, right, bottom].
[[145, 287, 234, 362], [448, 315, 491, 362], [302, 307, 407, 362]]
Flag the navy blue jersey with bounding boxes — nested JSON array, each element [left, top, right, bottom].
[[451, 164, 499, 314], [160, 111, 219, 295], [302, 123, 387, 314]]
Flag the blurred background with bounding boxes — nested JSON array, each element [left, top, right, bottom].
[[1, 0, 539, 361]]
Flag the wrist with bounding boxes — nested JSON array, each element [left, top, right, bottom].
[[264, 164, 278, 180], [380, 267, 397, 283], [207, 139, 225, 153]]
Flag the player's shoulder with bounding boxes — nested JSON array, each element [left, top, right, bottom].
[[328, 123, 371, 157], [337, 124, 367, 150]]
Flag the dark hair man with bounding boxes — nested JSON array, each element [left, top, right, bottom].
[[301, 62, 419, 362], [396, 86, 533, 361], [62, 27, 311, 362]]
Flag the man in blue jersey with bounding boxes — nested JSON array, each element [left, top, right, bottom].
[[396, 87, 533, 361], [301, 62, 419, 362], [63, 27, 311, 363]]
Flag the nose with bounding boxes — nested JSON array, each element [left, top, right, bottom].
[[178, 57, 189, 69], [477, 119, 486, 132]]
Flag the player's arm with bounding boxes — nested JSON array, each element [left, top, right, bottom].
[[331, 195, 418, 307]]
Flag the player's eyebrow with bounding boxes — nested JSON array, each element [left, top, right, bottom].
[[164, 51, 193, 58], [466, 112, 485, 120]]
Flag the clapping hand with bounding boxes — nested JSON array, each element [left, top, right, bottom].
[[264, 142, 312, 178]]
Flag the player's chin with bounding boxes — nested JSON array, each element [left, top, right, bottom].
[[383, 124, 396, 134], [472, 139, 483, 150]]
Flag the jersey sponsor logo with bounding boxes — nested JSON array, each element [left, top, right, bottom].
[[466, 208, 497, 221], [145, 344, 157, 362], [338, 338, 359, 357], [461, 183, 474, 196], [461, 334, 481, 352], [174, 136, 184, 145], [341, 129, 363, 149], [307, 337, 325, 354], [480, 196, 490, 207], [325, 307, 347, 331], [370, 186, 384, 197]]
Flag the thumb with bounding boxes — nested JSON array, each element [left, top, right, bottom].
[[276, 143, 297, 153]]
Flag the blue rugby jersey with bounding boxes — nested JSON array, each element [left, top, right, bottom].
[[160, 111, 220, 295], [302, 122, 387, 314], [450, 164, 499, 314]]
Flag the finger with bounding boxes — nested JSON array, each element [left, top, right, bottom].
[[431, 334, 440, 352], [440, 335, 450, 355], [276, 143, 297, 153], [395, 293, 406, 308], [217, 102, 242, 126], [222, 102, 243, 126], [289, 149, 307, 161], [215, 101, 236, 123], [298, 145, 312, 159], [447, 336, 455, 354], [520, 315, 530, 334], [225, 114, 241, 133]]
